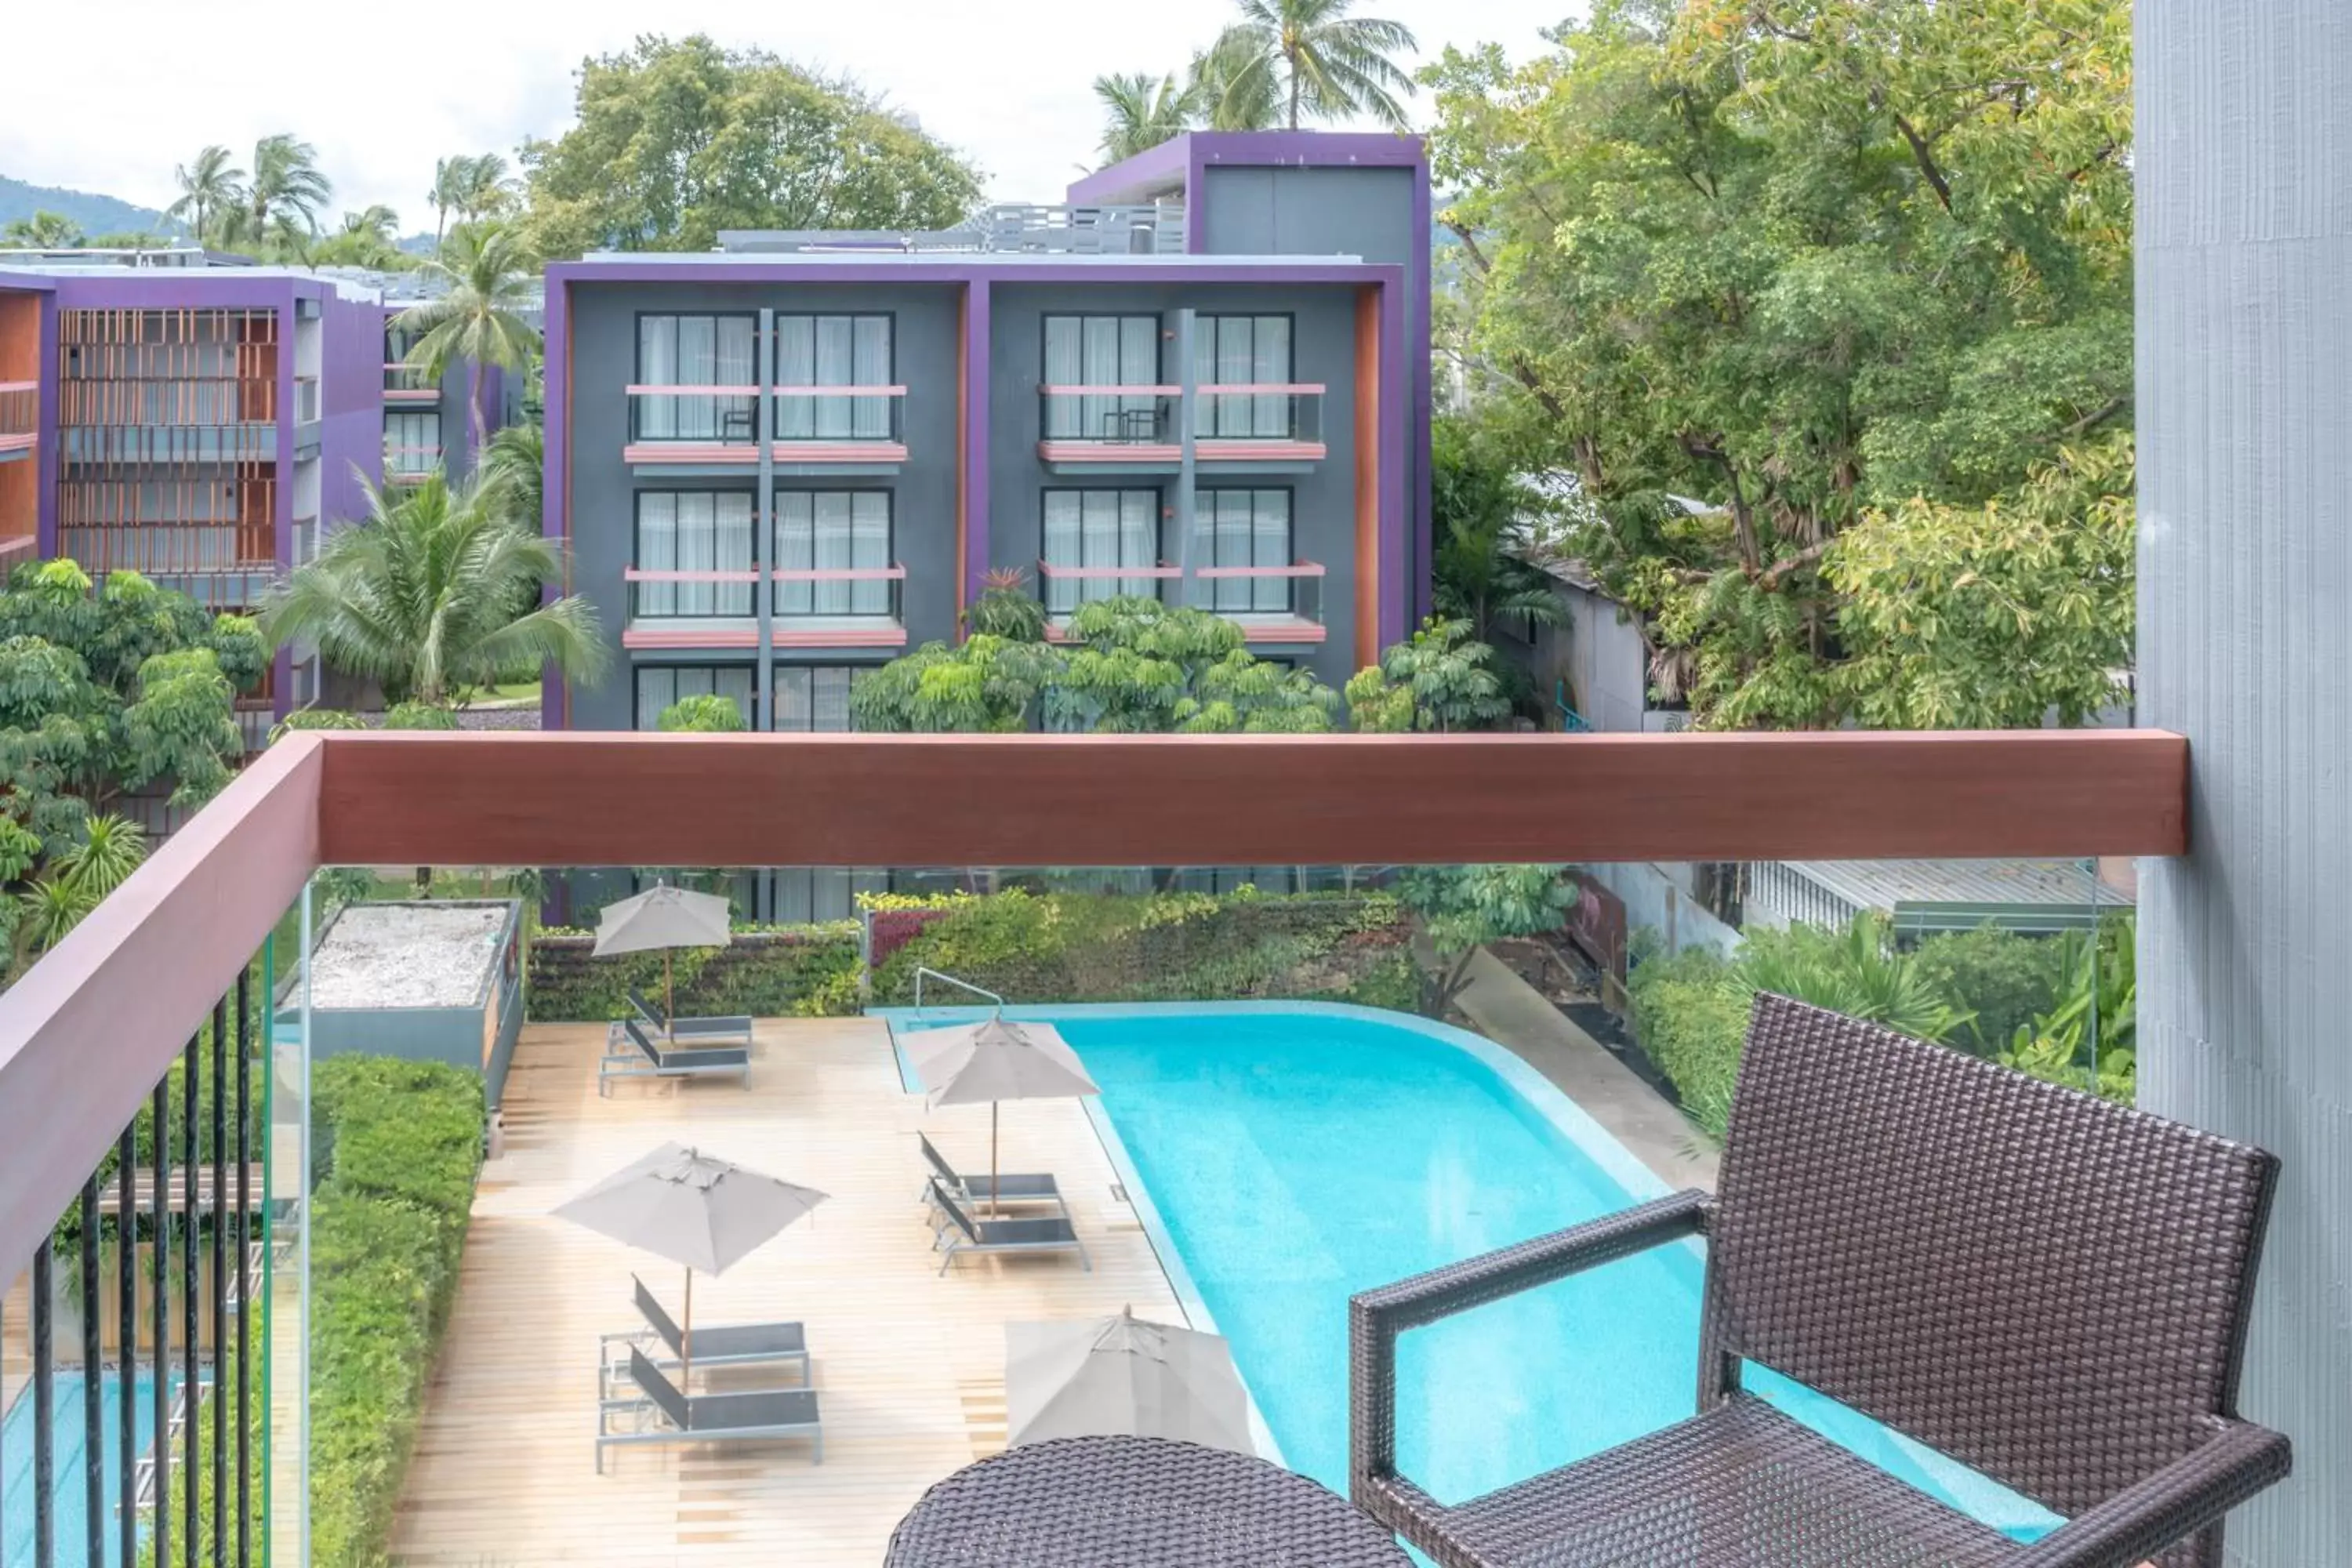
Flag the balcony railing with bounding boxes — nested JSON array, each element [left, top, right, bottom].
[[61, 524, 278, 579], [1036, 385, 1327, 465], [383, 362, 440, 403], [622, 567, 760, 648], [0, 378, 36, 457], [385, 443, 442, 481], [772, 564, 908, 645], [622, 387, 909, 466], [717, 201, 1185, 256], [1036, 558, 1183, 624], [58, 376, 277, 426], [1189, 559, 1327, 643]]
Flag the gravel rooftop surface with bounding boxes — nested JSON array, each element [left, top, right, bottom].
[[309, 903, 507, 1010]]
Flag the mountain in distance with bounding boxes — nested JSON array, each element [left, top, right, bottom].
[[0, 173, 180, 239]]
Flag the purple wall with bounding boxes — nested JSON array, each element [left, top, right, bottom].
[[320, 290, 385, 531]]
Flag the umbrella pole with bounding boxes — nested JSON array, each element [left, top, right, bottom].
[[665, 950, 677, 1041], [682, 1266, 693, 1381], [990, 1102, 1000, 1218]]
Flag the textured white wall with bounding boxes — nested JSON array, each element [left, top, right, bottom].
[[2137, 3, 2352, 1560]]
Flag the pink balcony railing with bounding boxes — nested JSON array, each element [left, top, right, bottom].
[[385, 443, 441, 480], [1036, 383, 1327, 463], [622, 386, 910, 464], [384, 362, 440, 403], [773, 564, 907, 643]]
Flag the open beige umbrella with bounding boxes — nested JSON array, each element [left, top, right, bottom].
[[1007, 1307, 1254, 1453], [913, 1016, 1098, 1214], [554, 1142, 826, 1377], [593, 884, 731, 1036]]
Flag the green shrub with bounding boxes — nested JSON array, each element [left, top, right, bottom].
[[1909, 924, 2071, 1053], [1625, 945, 1751, 1142], [307, 1056, 484, 1568], [526, 925, 861, 1021]]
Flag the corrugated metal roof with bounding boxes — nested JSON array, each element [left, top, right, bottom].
[[1787, 858, 2133, 923]]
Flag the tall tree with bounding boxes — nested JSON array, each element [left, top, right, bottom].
[[311, 204, 405, 267], [1204, 0, 1418, 132], [0, 212, 81, 249], [1093, 73, 1194, 165], [224, 133, 332, 249], [393, 221, 540, 455], [1428, 0, 2133, 728], [517, 35, 985, 257], [453, 152, 517, 223], [427, 155, 467, 252], [165, 145, 244, 246], [1428, 416, 1565, 648], [258, 473, 605, 707], [1189, 38, 1282, 131]]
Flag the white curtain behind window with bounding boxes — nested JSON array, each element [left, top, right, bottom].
[[1119, 491, 1157, 600], [677, 317, 717, 440], [675, 495, 717, 615], [713, 493, 753, 615], [851, 492, 891, 615], [1044, 318, 1082, 439], [639, 317, 677, 439], [775, 492, 814, 616], [776, 317, 815, 439], [815, 316, 855, 439], [1252, 318, 1290, 439], [716, 318, 756, 442], [637, 494, 678, 616], [775, 666, 811, 730], [1251, 488, 1290, 612], [1042, 492, 1081, 615], [852, 316, 891, 439], [812, 492, 852, 615]]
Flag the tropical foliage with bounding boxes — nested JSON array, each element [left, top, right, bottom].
[[1093, 73, 1196, 165], [164, 145, 244, 245], [1430, 416, 1565, 651], [517, 35, 985, 257], [393, 220, 541, 452], [258, 472, 606, 707], [428, 153, 518, 250], [657, 694, 750, 732], [962, 568, 1049, 643], [1428, 0, 2134, 728], [1396, 863, 1573, 1016], [2, 210, 81, 248], [1203, 0, 1419, 131], [1343, 616, 1511, 731]]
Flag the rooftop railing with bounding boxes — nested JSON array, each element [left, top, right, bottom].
[[717, 203, 1186, 256]]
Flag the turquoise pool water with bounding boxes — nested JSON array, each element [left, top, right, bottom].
[[1, 1368, 177, 1566], [894, 1003, 2058, 1540]]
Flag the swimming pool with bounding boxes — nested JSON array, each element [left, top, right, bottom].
[[1, 1368, 180, 1566], [891, 1001, 2058, 1540]]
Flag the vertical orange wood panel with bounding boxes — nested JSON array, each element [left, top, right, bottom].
[[0, 292, 38, 381], [1352, 287, 1380, 670]]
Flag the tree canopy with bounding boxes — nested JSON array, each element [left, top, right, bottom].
[[1428, 0, 2133, 728], [518, 35, 985, 258]]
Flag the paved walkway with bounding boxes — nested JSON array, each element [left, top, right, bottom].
[[1450, 947, 1720, 1192]]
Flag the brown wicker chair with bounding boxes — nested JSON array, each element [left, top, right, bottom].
[[1349, 993, 2290, 1568]]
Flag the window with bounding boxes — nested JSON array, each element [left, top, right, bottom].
[[1042, 490, 1160, 614], [775, 314, 893, 440], [1193, 315, 1294, 438], [634, 492, 754, 617], [633, 664, 755, 730], [385, 411, 440, 474], [636, 314, 757, 441], [772, 867, 887, 924], [1192, 488, 1293, 613], [774, 491, 892, 617], [1043, 314, 1161, 441], [773, 666, 869, 732]]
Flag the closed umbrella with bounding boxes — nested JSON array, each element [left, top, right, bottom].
[[914, 1016, 1098, 1214], [593, 884, 731, 1036], [554, 1142, 826, 1377], [1007, 1307, 1254, 1454]]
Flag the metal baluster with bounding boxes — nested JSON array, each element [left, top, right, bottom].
[[80, 1175, 103, 1568], [209, 997, 227, 1566], [31, 1237, 54, 1568], [151, 1074, 170, 1568], [182, 1033, 199, 1565], [234, 969, 252, 1568], [118, 1121, 136, 1568]]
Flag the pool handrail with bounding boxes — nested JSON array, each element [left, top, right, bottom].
[[913, 967, 1005, 1018]]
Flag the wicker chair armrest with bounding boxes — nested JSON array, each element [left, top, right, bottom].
[[2009, 1420, 2292, 1568], [1349, 1189, 1711, 1523]]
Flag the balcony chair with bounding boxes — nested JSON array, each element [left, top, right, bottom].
[[1350, 993, 2290, 1568], [596, 1345, 821, 1472], [928, 1179, 1090, 1276]]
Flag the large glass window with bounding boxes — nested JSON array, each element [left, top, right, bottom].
[[774, 665, 869, 731], [1194, 488, 1294, 613], [773, 866, 887, 924], [1043, 314, 1162, 441], [774, 491, 892, 617], [1193, 314, 1294, 438], [385, 411, 440, 474], [636, 314, 757, 441], [633, 664, 755, 729], [633, 492, 755, 617], [775, 314, 893, 440], [1042, 490, 1161, 614]]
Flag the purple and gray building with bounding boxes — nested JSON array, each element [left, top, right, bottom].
[[540, 132, 1432, 736]]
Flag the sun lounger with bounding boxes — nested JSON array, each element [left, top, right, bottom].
[[597, 1018, 750, 1098], [596, 1345, 821, 1471], [917, 1131, 1065, 1214], [629, 986, 755, 1044], [928, 1178, 1090, 1276], [598, 1275, 809, 1390]]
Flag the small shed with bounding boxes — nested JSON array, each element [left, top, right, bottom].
[[1744, 858, 2134, 938], [285, 899, 525, 1105]]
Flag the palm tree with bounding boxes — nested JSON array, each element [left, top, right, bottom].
[[224, 133, 331, 249], [1204, 0, 1418, 132], [454, 153, 516, 224], [165, 145, 245, 246], [341, 204, 401, 245], [257, 472, 606, 707], [0, 212, 82, 249], [394, 221, 540, 456], [476, 418, 544, 534], [427, 155, 471, 252], [1189, 37, 1281, 131], [1092, 73, 1194, 165]]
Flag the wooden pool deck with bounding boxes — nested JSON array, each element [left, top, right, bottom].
[[386, 1018, 1184, 1566]]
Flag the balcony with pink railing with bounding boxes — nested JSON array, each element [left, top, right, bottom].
[[1189, 558, 1328, 644], [385, 441, 442, 482], [771, 563, 908, 648], [621, 386, 909, 467], [384, 362, 441, 404], [1036, 384, 1327, 470]]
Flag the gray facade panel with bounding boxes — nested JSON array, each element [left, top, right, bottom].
[[988, 281, 1363, 684], [564, 281, 961, 731], [2138, 0, 2351, 1559]]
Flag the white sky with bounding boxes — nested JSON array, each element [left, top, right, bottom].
[[0, 0, 1578, 231]]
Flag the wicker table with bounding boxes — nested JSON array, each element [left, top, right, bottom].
[[884, 1436, 1413, 1567]]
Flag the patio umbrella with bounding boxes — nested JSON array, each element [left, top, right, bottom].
[[1006, 1306, 1254, 1454], [913, 1016, 1098, 1214], [592, 884, 731, 1036], [554, 1142, 826, 1377]]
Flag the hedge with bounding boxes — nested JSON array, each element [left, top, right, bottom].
[[527, 924, 862, 1022], [307, 1057, 485, 1568], [870, 889, 1416, 1007]]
